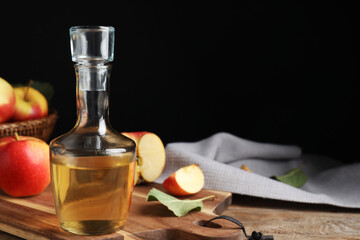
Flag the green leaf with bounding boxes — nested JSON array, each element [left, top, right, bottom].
[[275, 167, 308, 188], [31, 81, 54, 103], [146, 188, 215, 217]]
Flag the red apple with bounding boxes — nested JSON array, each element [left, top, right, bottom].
[[162, 164, 204, 196], [0, 77, 16, 123], [12, 85, 48, 121], [0, 134, 50, 197], [122, 132, 166, 185]]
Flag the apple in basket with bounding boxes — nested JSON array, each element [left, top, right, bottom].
[[0, 134, 50, 197], [12, 81, 48, 121], [122, 132, 166, 185], [162, 164, 205, 196], [0, 77, 16, 123]]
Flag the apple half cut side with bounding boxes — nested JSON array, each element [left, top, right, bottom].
[[122, 132, 166, 185], [162, 164, 205, 196]]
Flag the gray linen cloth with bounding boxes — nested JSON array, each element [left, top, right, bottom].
[[155, 132, 360, 208]]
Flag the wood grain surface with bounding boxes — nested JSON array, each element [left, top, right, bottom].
[[222, 195, 360, 240], [0, 183, 241, 240], [1, 184, 360, 239]]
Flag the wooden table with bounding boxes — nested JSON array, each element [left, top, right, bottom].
[[1, 191, 360, 239], [223, 194, 360, 240]]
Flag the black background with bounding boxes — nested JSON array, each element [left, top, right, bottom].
[[1, 1, 358, 163]]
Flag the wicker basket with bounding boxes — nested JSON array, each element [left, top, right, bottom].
[[0, 110, 58, 142]]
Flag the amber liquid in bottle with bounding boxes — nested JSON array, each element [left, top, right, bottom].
[[50, 90, 135, 235], [51, 154, 135, 235], [50, 26, 136, 235], [50, 89, 136, 236]]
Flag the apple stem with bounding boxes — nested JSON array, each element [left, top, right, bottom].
[[201, 195, 216, 201], [24, 80, 33, 101], [14, 132, 20, 141], [136, 157, 142, 166]]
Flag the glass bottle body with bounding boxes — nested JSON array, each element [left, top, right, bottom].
[[49, 64, 136, 235]]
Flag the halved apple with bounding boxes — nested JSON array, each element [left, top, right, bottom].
[[122, 132, 166, 185], [162, 164, 205, 196]]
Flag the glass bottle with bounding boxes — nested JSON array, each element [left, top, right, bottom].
[[49, 26, 136, 235]]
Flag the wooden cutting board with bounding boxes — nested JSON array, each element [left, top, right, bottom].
[[0, 183, 242, 240]]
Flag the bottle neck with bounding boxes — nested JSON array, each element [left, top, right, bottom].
[[74, 64, 112, 134]]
